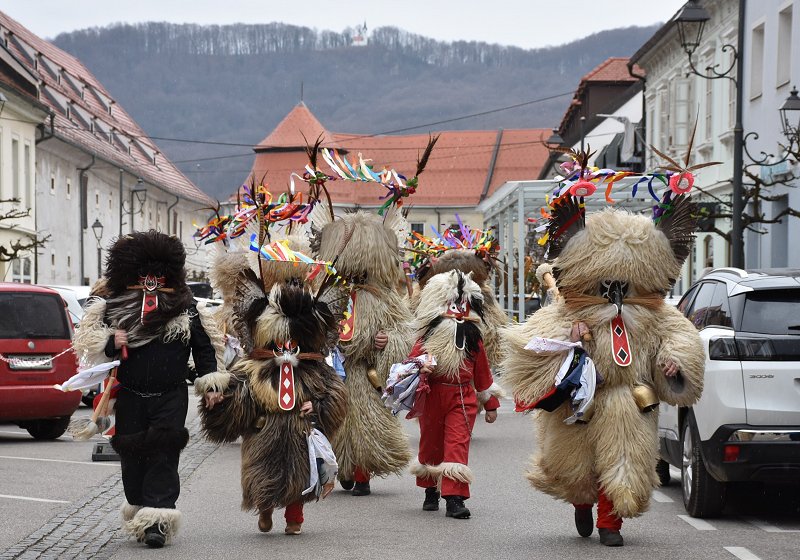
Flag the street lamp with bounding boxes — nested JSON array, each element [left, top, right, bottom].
[[675, 1, 710, 56], [91, 218, 104, 278], [675, 0, 746, 268], [779, 86, 800, 138], [545, 128, 564, 149]]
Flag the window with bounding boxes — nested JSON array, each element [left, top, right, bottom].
[[741, 289, 800, 335], [24, 143, 31, 205], [50, 174, 55, 195], [10, 257, 32, 284], [410, 222, 425, 235], [66, 178, 71, 199], [750, 23, 765, 99], [777, 6, 793, 87], [672, 78, 692, 148], [0, 292, 70, 339], [685, 281, 717, 330], [11, 138, 19, 199], [704, 282, 732, 328], [50, 253, 55, 267], [95, 190, 100, 208], [658, 88, 669, 149], [67, 255, 71, 268], [678, 286, 699, 315], [703, 235, 714, 269]]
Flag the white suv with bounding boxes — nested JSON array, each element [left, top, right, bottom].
[[657, 268, 800, 518]]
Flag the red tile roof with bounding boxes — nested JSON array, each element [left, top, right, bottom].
[[250, 106, 549, 207], [0, 11, 212, 204], [256, 102, 332, 149], [583, 57, 643, 83]]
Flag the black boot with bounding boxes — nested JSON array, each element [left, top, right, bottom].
[[352, 481, 371, 496], [143, 524, 166, 548], [444, 496, 471, 519], [339, 480, 355, 491], [598, 528, 624, 547], [422, 487, 440, 511], [574, 507, 593, 537]]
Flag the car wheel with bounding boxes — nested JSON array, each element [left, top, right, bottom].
[[26, 417, 71, 440], [656, 459, 671, 487], [681, 414, 726, 517]]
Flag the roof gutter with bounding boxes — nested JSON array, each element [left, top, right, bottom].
[[35, 112, 55, 145]]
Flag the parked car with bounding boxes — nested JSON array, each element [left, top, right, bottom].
[[657, 268, 800, 517], [0, 283, 80, 439], [43, 285, 89, 327], [188, 281, 214, 300]]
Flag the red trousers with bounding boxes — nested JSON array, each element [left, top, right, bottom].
[[284, 501, 304, 524], [416, 383, 477, 498], [354, 466, 370, 484], [574, 488, 622, 531]]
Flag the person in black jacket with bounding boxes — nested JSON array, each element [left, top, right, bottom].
[[74, 230, 218, 548]]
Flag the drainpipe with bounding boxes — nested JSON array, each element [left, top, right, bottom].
[[35, 112, 55, 145], [627, 61, 647, 171], [78, 155, 96, 286], [166, 194, 180, 235]]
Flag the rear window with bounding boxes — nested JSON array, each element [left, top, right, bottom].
[[0, 292, 70, 339], [740, 289, 800, 335]]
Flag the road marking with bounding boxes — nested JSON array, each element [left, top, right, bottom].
[[678, 514, 717, 530], [743, 517, 800, 533], [724, 546, 761, 560], [0, 494, 70, 504], [0, 455, 118, 467], [0, 430, 28, 436], [652, 490, 674, 503]]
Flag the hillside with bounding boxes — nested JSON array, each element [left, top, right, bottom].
[[53, 22, 658, 198]]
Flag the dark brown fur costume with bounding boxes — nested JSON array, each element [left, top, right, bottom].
[[198, 278, 348, 512]]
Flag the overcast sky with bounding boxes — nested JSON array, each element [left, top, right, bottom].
[[4, 0, 685, 49]]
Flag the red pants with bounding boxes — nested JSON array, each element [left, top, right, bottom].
[[574, 488, 622, 531], [284, 501, 304, 524], [416, 383, 477, 498], [354, 466, 370, 484]]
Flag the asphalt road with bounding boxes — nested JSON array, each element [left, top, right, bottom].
[[1, 392, 798, 559]]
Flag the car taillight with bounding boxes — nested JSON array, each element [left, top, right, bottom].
[[723, 444, 740, 462], [709, 337, 738, 360], [708, 336, 775, 361]]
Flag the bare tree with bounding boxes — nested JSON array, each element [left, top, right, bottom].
[[0, 199, 49, 263]]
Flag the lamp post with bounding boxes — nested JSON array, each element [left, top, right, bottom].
[[779, 86, 800, 138], [91, 218, 104, 278], [675, 0, 746, 268]]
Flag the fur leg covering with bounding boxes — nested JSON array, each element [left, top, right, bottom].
[[410, 460, 474, 484], [124, 507, 182, 542], [194, 370, 231, 395], [121, 502, 141, 522]]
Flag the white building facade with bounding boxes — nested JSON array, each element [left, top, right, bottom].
[[631, 0, 739, 291], [0, 43, 48, 283], [742, 0, 800, 268], [0, 12, 213, 287]]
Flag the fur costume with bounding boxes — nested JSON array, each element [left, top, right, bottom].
[[310, 207, 413, 485], [196, 247, 348, 531], [502, 195, 705, 534], [72, 230, 219, 546], [411, 249, 507, 368], [408, 270, 501, 503]]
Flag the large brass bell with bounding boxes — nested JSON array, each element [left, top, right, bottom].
[[632, 384, 659, 413]]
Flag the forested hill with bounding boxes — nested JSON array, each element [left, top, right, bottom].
[[53, 22, 658, 198]]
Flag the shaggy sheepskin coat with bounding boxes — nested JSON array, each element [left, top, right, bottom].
[[409, 250, 508, 368], [313, 210, 413, 480], [503, 205, 705, 518]]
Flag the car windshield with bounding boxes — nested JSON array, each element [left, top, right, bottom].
[[0, 292, 70, 339], [740, 289, 800, 335]]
